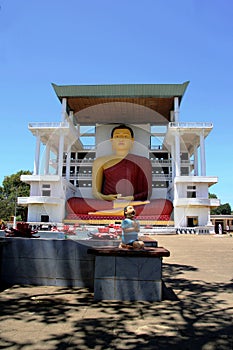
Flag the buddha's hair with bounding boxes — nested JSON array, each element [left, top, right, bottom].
[[111, 124, 134, 138]]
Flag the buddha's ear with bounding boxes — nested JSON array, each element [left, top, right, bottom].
[[110, 137, 115, 148], [129, 138, 134, 148]]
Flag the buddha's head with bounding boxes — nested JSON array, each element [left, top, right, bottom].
[[111, 124, 134, 155]]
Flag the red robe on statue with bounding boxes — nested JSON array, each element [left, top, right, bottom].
[[102, 154, 152, 200]]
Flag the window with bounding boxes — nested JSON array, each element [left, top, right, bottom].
[[187, 185, 196, 198], [181, 152, 189, 160], [150, 136, 164, 149], [41, 215, 49, 223], [80, 136, 96, 147], [71, 152, 76, 160], [42, 184, 51, 197], [181, 167, 189, 175], [80, 125, 96, 134], [70, 166, 75, 175]]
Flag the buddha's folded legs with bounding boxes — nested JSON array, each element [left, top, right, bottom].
[[66, 197, 173, 216]]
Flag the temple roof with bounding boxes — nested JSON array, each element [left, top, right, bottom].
[[52, 82, 189, 125]]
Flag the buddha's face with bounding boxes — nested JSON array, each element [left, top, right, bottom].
[[111, 128, 134, 153]]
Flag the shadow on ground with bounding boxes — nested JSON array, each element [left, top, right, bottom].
[[0, 262, 232, 349]]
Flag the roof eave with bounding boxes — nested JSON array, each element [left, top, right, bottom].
[[51, 81, 189, 101]]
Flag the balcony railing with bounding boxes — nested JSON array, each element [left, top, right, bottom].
[[174, 198, 219, 206], [149, 145, 164, 150], [18, 196, 63, 205], [152, 174, 172, 180], [28, 122, 70, 128], [68, 174, 92, 179], [82, 145, 96, 150], [151, 159, 193, 165], [69, 159, 95, 164], [150, 159, 171, 164], [169, 122, 213, 129]]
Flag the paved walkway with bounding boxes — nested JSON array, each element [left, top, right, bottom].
[[0, 234, 232, 349]]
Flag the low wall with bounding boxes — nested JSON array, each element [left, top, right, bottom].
[[0, 238, 118, 289]]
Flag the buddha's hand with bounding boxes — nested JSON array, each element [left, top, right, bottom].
[[99, 193, 119, 201], [118, 196, 134, 201]]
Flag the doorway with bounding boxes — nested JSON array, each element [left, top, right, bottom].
[[41, 215, 49, 223], [215, 220, 224, 234], [187, 217, 198, 227]]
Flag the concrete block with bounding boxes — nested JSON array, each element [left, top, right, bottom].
[[95, 256, 115, 278], [115, 257, 162, 280], [94, 278, 115, 300]]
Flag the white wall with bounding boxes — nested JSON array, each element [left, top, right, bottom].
[[174, 206, 209, 227], [175, 182, 209, 199], [30, 183, 40, 196], [197, 183, 209, 198], [27, 202, 65, 223]]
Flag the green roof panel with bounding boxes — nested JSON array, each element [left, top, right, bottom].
[[52, 82, 189, 100]]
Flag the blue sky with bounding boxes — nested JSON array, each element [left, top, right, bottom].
[[0, 0, 232, 208]]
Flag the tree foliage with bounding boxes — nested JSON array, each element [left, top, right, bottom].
[[0, 170, 32, 222], [211, 203, 232, 215], [209, 193, 217, 199], [209, 192, 232, 215]]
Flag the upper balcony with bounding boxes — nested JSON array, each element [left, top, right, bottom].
[[174, 198, 220, 207], [28, 121, 84, 152], [18, 196, 64, 206], [174, 176, 218, 186], [165, 122, 213, 155]]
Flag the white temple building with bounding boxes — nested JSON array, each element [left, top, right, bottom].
[[19, 82, 220, 232]]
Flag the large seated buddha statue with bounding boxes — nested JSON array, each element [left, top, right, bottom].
[[66, 125, 173, 218]]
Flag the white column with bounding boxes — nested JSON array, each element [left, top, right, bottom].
[[66, 147, 71, 180], [76, 124, 80, 138], [194, 145, 198, 176], [200, 131, 206, 176], [207, 208, 212, 226], [33, 133, 41, 175], [170, 111, 174, 122], [13, 216, 17, 229], [61, 98, 67, 122], [175, 133, 180, 176], [174, 97, 180, 122], [171, 143, 175, 180], [55, 153, 59, 175], [69, 110, 74, 124], [173, 137, 179, 201], [44, 143, 50, 175], [58, 132, 64, 177]]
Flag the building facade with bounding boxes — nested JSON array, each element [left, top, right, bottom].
[[19, 82, 220, 230]]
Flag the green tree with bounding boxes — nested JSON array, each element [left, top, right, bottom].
[[211, 203, 232, 215], [209, 193, 232, 215], [209, 193, 218, 199], [0, 170, 32, 222]]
